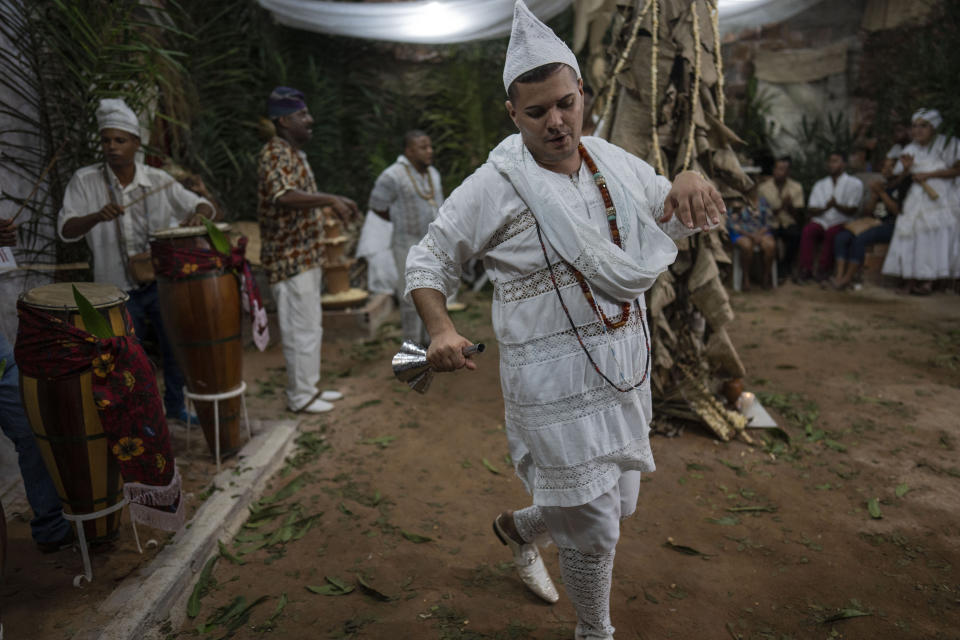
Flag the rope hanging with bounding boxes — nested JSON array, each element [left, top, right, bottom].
[[597, 0, 653, 141], [681, 0, 702, 172]]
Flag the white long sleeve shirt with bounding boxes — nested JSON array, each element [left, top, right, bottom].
[[58, 162, 211, 291], [807, 173, 863, 229]]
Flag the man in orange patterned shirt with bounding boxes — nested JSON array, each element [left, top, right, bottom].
[[257, 87, 359, 413]]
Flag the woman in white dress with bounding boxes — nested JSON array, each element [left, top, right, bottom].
[[881, 108, 960, 294]]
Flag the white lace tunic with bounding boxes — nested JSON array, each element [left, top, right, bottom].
[[405, 138, 696, 507]]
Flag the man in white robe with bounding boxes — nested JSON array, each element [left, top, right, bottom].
[[797, 152, 863, 281], [404, 3, 724, 638], [370, 130, 444, 345], [58, 98, 215, 422]]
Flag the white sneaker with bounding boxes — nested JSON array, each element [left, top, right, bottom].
[[300, 398, 334, 414], [320, 390, 343, 402], [493, 513, 559, 603]]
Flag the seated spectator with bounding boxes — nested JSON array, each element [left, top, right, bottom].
[[727, 189, 775, 291], [881, 108, 960, 295], [829, 157, 909, 290], [757, 156, 804, 277], [797, 152, 864, 282]]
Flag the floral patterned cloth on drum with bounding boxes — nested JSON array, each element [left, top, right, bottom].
[[150, 235, 270, 351], [14, 303, 184, 531]]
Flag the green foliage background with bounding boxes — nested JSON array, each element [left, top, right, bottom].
[[0, 0, 574, 267], [860, 1, 959, 145]]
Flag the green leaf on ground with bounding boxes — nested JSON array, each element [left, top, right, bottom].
[[307, 576, 355, 596], [360, 435, 396, 449], [218, 540, 245, 565], [706, 516, 740, 526], [719, 459, 747, 476], [247, 503, 291, 524], [821, 608, 872, 623], [401, 530, 433, 544], [663, 538, 712, 558], [72, 285, 114, 338], [824, 439, 847, 452], [338, 502, 353, 516], [356, 574, 393, 602], [482, 458, 501, 475], [867, 498, 882, 519], [255, 592, 287, 632], [198, 595, 247, 633], [234, 531, 267, 544], [726, 505, 777, 513], [895, 483, 910, 498], [186, 555, 219, 618], [260, 473, 309, 504]]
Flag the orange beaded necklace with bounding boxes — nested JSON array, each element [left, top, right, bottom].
[[572, 143, 631, 329]]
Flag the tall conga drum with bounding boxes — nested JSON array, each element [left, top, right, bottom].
[[151, 225, 243, 457], [17, 283, 128, 544]]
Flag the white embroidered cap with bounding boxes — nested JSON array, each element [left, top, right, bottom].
[[912, 108, 942, 130], [503, 0, 581, 95], [96, 98, 140, 138]]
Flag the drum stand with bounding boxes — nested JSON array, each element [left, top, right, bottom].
[[64, 499, 145, 587], [184, 382, 252, 473]]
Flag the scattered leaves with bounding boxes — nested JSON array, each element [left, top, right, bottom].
[[218, 540, 245, 565], [482, 458, 501, 475], [867, 498, 882, 519], [401, 530, 433, 544], [307, 576, 354, 596], [186, 555, 219, 618]]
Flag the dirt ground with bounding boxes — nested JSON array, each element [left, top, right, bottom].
[[4, 281, 960, 639]]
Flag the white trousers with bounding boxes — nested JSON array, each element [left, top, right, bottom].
[[514, 471, 642, 640], [270, 267, 323, 410]]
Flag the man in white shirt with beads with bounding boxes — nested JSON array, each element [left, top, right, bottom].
[[369, 130, 444, 345], [404, 3, 724, 638], [58, 98, 215, 423]]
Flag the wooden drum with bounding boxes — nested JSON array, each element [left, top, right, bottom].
[[151, 225, 243, 457], [18, 283, 129, 543]]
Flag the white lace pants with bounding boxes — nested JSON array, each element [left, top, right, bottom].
[[270, 267, 323, 410], [514, 470, 642, 640]]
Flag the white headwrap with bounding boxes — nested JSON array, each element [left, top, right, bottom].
[[912, 108, 942, 130], [502, 0, 581, 95], [96, 98, 140, 138]]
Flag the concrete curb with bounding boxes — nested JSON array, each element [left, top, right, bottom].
[[96, 418, 300, 640]]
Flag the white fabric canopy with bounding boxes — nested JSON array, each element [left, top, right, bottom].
[[718, 0, 825, 35], [257, 0, 826, 44], [257, 0, 572, 45]]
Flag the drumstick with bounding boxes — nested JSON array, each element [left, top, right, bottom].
[[9, 141, 67, 224], [124, 179, 178, 208]]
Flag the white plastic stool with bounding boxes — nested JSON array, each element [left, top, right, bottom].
[[63, 498, 143, 586], [184, 381, 252, 473], [732, 246, 778, 292]]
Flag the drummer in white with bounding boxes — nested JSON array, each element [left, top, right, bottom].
[[58, 98, 215, 423]]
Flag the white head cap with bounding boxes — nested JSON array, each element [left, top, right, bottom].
[[503, 0, 581, 95], [912, 108, 942, 130], [96, 98, 140, 138]]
